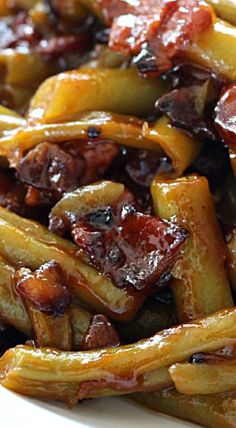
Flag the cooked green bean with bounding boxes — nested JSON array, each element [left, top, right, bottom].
[[1, 308, 236, 402], [0, 255, 31, 336], [132, 389, 236, 428], [28, 68, 168, 121], [51, 181, 126, 230], [170, 361, 236, 395], [206, 0, 236, 25], [152, 175, 233, 322], [184, 20, 236, 80]]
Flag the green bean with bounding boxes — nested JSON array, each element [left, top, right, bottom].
[[0, 256, 31, 336], [132, 389, 236, 428], [28, 68, 168, 121], [170, 361, 236, 395], [1, 308, 236, 403], [206, 0, 236, 25], [152, 175, 233, 322]]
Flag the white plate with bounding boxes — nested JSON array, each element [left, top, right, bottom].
[[0, 385, 197, 428]]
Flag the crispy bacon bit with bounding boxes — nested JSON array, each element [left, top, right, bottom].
[[0, 11, 91, 60], [215, 84, 236, 152], [35, 32, 91, 59], [155, 84, 218, 140], [0, 12, 41, 50], [50, 183, 188, 292], [82, 314, 120, 350], [25, 186, 52, 207], [166, 63, 224, 89], [72, 212, 188, 291], [0, 169, 51, 222], [17, 141, 118, 203], [124, 149, 171, 189], [67, 140, 119, 186], [0, 169, 31, 216], [15, 261, 71, 316], [108, 1, 172, 56], [149, 0, 214, 73], [98, 0, 137, 26], [155, 64, 223, 140], [17, 143, 85, 199], [157, 85, 209, 130], [102, 0, 214, 73]]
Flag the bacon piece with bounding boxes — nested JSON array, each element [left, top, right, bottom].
[[0, 10, 91, 59], [101, 0, 214, 73], [215, 84, 236, 152], [17, 143, 85, 199], [0, 12, 41, 50], [0, 169, 30, 216], [156, 85, 219, 141], [72, 212, 188, 291], [153, 63, 224, 141], [149, 0, 213, 72], [17, 141, 118, 202], [15, 261, 71, 316], [35, 32, 91, 60], [82, 314, 120, 350], [50, 183, 188, 292], [0, 168, 51, 222], [109, 0, 175, 56], [66, 140, 119, 186], [157, 86, 207, 129], [98, 0, 137, 25]]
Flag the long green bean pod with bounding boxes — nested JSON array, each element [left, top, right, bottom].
[[0, 256, 31, 336], [28, 68, 168, 121], [170, 361, 236, 395], [152, 175, 233, 322], [0, 112, 200, 174], [206, 0, 236, 25], [132, 389, 236, 428], [1, 308, 236, 403]]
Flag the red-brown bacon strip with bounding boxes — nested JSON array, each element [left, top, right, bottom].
[[15, 261, 71, 316], [72, 211, 188, 292], [99, 0, 214, 73], [82, 314, 120, 350], [215, 84, 236, 152], [50, 185, 188, 293], [17, 141, 119, 202], [0, 11, 91, 60]]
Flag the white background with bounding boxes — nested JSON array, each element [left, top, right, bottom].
[[0, 386, 195, 428]]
